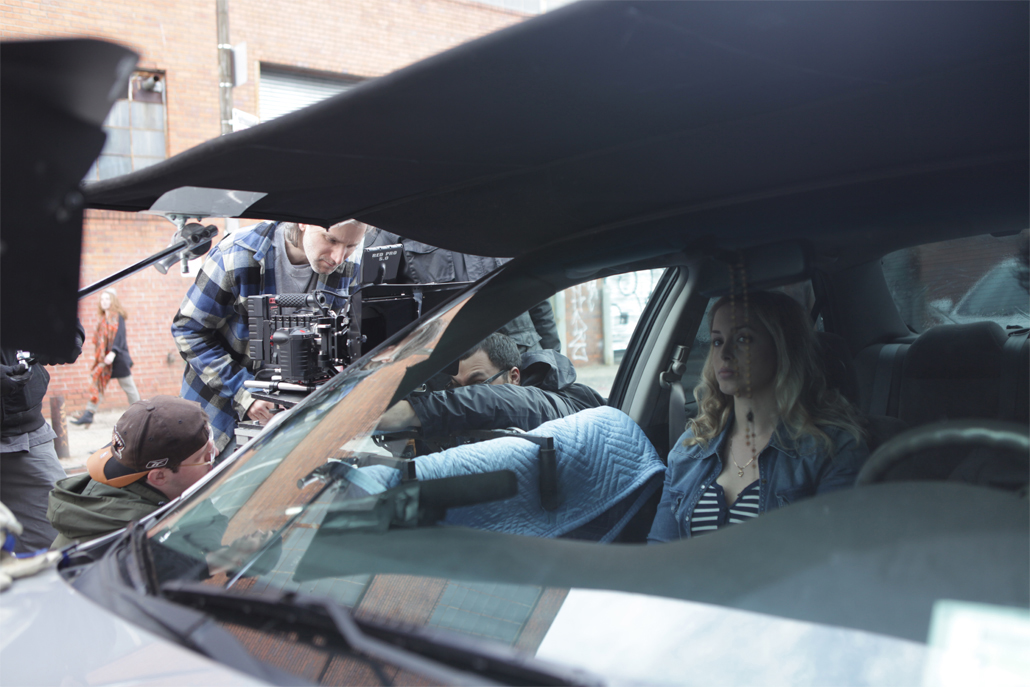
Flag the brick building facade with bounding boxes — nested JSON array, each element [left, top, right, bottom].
[[2, 0, 529, 416]]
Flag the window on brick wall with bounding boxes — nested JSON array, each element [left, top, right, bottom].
[[84, 71, 167, 181], [259, 66, 361, 122]]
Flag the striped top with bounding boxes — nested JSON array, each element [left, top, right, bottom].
[[689, 480, 761, 536]]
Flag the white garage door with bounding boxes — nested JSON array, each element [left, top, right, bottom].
[[259, 66, 359, 122]]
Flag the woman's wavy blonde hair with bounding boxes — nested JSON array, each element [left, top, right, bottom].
[[96, 288, 129, 320], [686, 290, 865, 454]]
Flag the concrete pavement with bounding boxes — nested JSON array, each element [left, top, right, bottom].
[[573, 363, 618, 399], [58, 409, 122, 474]]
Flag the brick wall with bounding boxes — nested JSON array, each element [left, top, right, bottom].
[[43, 212, 229, 412], [229, 0, 526, 120], [2, 0, 527, 417], [1, 0, 223, 157]]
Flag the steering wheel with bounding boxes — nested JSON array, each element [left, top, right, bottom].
[[856, 419, 1029, 487]]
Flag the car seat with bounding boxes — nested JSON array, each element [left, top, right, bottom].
[[897, 322, 1029, 426], [870, 322, 1030, 490], [817, 332, 908, 452]]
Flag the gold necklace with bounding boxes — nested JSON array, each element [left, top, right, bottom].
[[728, 257, 758, 478], [732, 410, 758, 477]]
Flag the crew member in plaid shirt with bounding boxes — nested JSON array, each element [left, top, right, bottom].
[[172, 220, 365, 457]]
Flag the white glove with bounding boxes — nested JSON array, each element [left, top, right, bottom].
[[0, 500, 61, 592], [0, 501, 24, 540]]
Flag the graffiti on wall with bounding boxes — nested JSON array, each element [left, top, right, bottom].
[[567, 281, 599, 363], [607, 269, 663, 353]]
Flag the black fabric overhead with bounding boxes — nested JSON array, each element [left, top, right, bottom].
[[1, 39, 137, 359], [85, 2, 1029, 258]]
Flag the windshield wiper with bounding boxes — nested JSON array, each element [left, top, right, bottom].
[[161, 581, 602, 687], [70, 526, 306, 686]]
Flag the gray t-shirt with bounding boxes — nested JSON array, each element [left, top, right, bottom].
[[274, 225, 317, 295]]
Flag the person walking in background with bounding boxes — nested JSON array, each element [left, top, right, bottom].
[[71, 288, 140, 426]]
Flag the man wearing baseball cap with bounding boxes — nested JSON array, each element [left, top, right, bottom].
[[47, 396, 215, 548]]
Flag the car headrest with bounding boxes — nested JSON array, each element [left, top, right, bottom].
[[904, 322, 1008, 380]]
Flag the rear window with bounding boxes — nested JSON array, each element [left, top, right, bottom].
[[882, 231, 1029, 332]]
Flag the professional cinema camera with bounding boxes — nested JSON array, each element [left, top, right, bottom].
[[245, 291, 357, 388], [234, 243, 472, 444], [241, 242, 405, 400]]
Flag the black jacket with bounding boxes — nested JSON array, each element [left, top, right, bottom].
[[366, 229, 560, 352], [1, 349, 50, 437], [109, 315, 134, 378], [1, 322, 83, 437], [407, 349, 605, 435]]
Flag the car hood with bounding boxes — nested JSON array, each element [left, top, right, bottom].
[[0, 564, 927, 686], [537, 588, 927, 686], [0, 567, 266, 686], [84, 1, 1029, 259]]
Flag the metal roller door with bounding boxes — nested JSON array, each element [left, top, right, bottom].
[[259, 66, 358, 122]]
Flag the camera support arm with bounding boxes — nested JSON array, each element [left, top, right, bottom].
[[78, 218, 218, 299]]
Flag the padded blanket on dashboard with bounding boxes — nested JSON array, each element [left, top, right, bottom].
[[362, 406, 665, 541]]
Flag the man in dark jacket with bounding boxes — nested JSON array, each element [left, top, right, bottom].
[[48, 395, 216, 548], [366, 228, 560, 352], [378, 333, 605, 435], [1, 324, 84, 552]]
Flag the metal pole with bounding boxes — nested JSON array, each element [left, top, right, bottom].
[[78, 223, 218, 299], [78, 240, 192, 299], [601, 278, 614, 366], [553, 293, 567, 356], [217, 0, 233, 135], [50, 395, 69, 459]]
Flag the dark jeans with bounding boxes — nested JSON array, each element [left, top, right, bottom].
[[1, 439, 66, 552]]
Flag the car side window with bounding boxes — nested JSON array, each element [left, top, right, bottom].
[[552, 268, 667, 397], [882, 230, 1029, 332]]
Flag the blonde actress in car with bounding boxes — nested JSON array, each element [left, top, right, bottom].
[[648, 289, 868, 542], [70, 288, 140, 426]]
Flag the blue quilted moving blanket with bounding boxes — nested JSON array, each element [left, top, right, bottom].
[[362, 406, 665, 541]]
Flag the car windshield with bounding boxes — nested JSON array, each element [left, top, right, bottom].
[[144, 264, 672, 597], [148, 288, 470, 572], [132, 255, 994, 685]]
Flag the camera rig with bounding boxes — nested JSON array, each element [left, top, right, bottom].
[[235, 237, 470, 443], [236, 278, 471, 443], [245, 291, 357, 389]]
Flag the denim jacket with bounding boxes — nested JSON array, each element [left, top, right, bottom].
[[647, 418, 868, 543]]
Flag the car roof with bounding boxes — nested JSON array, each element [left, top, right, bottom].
[[85, 1, 1028, 260]]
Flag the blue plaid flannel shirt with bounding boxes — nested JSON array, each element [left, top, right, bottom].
[[172, 221, 356, 452]]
